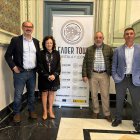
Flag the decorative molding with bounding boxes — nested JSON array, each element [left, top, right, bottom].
[[107, 0, 116, 46], [132, 19, 140, 44], [113, 0, 132, 38], [97, 0, 110, 43], [0, 29, 16, 44], [132, 19, 140, 33], [125, 0, 131, 26], [34, 0, 43, 41], [28, 0, 32, 21], [20, 0, 26, 23], [44, 0, 94, 1], [94, 0, 103, 32]]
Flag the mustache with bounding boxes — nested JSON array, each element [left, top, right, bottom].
[[26, 29, 31, 32]]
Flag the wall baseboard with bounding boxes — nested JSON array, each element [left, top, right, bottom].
[[0, 91, 39, 124]]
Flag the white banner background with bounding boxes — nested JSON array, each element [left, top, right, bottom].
[[53, 15, 94, 107]]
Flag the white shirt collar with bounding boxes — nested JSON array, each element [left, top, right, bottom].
[[125, 43, 134, 49], [23, 35, 33, 42]]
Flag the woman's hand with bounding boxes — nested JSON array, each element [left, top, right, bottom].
[[48, 75, 55, 81]]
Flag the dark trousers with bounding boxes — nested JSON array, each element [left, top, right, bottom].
[[115, 75, 140, 123]]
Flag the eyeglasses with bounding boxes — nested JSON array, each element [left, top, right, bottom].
[[95, 37, 103, 39], [23, 25, 33, 28]]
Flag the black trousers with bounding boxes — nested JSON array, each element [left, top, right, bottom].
[[115, 75, 140, 123]]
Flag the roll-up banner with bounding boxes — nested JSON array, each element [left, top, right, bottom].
[[53, 15, 94, 107]]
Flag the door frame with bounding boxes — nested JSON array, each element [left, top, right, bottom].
[[43, 1, 93, 36]]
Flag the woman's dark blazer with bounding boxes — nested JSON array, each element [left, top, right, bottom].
[[38, 50, 61, 89]]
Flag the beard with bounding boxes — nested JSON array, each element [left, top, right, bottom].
[[95, 42, 102, 47]]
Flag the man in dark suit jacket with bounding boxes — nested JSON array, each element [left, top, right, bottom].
[[5, 21, 40, 122], [112, 27, 140, 132]]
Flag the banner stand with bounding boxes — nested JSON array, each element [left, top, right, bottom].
[[53, 15, 94, 107]]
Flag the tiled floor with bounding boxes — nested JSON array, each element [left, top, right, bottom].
[[0, 99, 139, 140], [57, 118, 140, 140]]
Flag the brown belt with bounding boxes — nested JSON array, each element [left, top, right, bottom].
[[93, 70, 107, 73]]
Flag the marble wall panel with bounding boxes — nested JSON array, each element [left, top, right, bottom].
[[0, 0, 20, 35]]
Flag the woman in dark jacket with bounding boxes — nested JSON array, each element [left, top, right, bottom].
[[38, 36, 61, 120]]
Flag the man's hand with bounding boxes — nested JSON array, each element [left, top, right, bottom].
[[12, 66, 21, 73], [82, 77, 88, 83]]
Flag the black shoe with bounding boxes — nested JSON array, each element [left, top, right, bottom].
[[112, 119, 122, 127], [104, 115, 112, 122], [133, 122, 140, 132]]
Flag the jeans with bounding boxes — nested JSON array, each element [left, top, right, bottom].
[[13, 70, 36, 114]]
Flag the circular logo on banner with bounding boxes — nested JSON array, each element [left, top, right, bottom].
[[61, 20, 84, 44]]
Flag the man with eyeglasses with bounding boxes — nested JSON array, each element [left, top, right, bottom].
[[5, 21, 40, 122], [82, 32, 113, 122]]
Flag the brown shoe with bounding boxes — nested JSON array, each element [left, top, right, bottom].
[[105, 115, 112, 122], [13, 114, 21, 123], [29, 112, 38, 119], [92, 113, 99, 119]]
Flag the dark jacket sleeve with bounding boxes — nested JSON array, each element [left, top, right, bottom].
[[37, 50, 49, 77], [5, 37, 16, 70], [53, 51, 61, 77], [82, 49, 88, 77]]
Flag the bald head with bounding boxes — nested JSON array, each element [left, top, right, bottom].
[[22, 21, 34, 28], [94, 32, 104, 47]]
